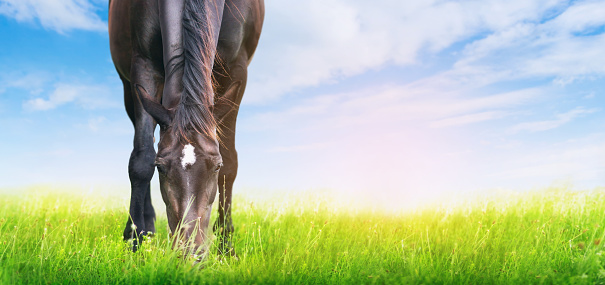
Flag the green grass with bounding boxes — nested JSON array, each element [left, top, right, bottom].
[[2, 187, 605, 284]]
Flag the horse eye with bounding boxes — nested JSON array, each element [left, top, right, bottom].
[[214, 163, 223, 173]]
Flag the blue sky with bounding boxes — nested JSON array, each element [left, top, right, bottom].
[[1, 0, 604, 205]]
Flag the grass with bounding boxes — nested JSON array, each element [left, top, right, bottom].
[[2, 187, 605, 284]]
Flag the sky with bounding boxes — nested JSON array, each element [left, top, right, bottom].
[[0, 0, 604, 206]]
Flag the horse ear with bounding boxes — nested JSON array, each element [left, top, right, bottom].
[[135, 84, 173, 127]]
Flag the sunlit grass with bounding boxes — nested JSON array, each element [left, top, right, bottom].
[[2, 187, 605, 284]]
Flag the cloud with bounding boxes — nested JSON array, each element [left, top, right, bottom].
[[0, 0, 106, 33], [509, 107, 599, 133], [547, 1, 605, 34], [430, 111, 509, 128], [87, 116, 106, 131], [453, 1, 605, 85], [268, 142, 333, 153], [245, 0, 605, 103], [246, 0, 578, 102], [0, 71, 50, 94], [23, 83, 119, 111], [489, 134, 605, 185], [241, 84, 543, 133]]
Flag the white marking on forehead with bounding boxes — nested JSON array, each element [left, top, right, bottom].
[[181, 144, 196, 169]]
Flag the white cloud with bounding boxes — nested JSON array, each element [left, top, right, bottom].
[[241, 85, 543, 133], [547, 1, 605, 33], [453, 1, 605, 85], [0, 0, 106, 33], [489, 135, 605, 186], [88, 116, 106, 131], [430, 111, 509, 128], [245, 0, 605, 103], [268, 142, 333, 153], [0, 71, 50, 94], [509, 107, 599, 133], [236, 73, 605, 194], [23, 83, 119, 111], [246, 0, 580, 102]]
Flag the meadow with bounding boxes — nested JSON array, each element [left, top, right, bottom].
[[2, 187, 605, 284]]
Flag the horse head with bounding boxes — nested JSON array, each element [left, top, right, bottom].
[[136, 84, 222, 257]]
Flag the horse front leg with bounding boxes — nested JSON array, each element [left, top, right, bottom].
[[143, 185, 156, 236], [124, 133, 155, 251], [213, 63, 247, 256], [123, 56, 162, 252], [214, 161, 237, 256]]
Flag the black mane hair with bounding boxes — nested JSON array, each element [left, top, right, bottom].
[[176, 0, 219, 139]]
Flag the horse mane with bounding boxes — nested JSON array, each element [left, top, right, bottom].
[[175, 0, 219, 140]]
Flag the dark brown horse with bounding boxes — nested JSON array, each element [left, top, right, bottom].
[[108, 0, 264, 256]]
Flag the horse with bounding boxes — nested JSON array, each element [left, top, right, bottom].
[[108, 0, 264, 256]]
